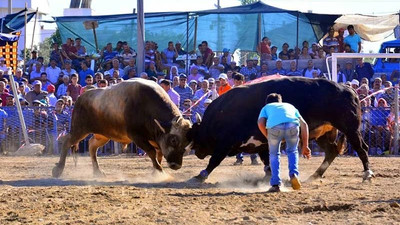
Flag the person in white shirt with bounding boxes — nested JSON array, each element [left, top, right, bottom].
[[45, 59, 61, 84]]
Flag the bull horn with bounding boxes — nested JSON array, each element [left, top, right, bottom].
[[194, 112, 202, 125], [172, 116, 183, 127], [184, 141, 193, 154], [154, 119, 166, 134]]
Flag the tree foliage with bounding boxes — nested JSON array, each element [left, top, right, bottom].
[[240, 0, 259, 5]]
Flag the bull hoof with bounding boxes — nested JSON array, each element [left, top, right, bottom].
[[52, 165, 64, 178], [189, 174, 207, 183], [93, 169, 106, 178], [305, 173, 323, 183], [362, 170, 374, 182]]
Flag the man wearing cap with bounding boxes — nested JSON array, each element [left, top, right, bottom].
[[217, 73, 231, 96], [160, 79, 180, 107], [173, 74, 193, 110], [47, 84, 57, 107], [26, 50, 38, 70], [207, 78, 219, 100], [25, 80, 48, 106], [271, 59, 287, 75], [219, 48, 232, 64], [351, 79, 360, 90], [344, 25, 362, 53]]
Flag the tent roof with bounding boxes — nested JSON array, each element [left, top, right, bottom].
[[194, 1, 295, 14]]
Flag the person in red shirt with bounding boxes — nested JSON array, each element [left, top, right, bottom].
[[66, 74, 82, 103], [336, 28, 345, 53], [201, 41, 214, 68], [257, 36, 272, 61], [217, 73, 231, 96]]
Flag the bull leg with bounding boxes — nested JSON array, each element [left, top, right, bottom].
[[89, 134, 110, 177], [346, 131, 374, 181], [308, 132, 339, 181], [258, 149, 271, 177], [52, 132, 88, 178], [193, 144, 229, 182]]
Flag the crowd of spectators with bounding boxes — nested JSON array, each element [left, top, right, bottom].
[[0, 24, 398, 155]]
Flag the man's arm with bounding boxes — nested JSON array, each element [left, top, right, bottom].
[[299, 117, 311, 159], [257, 117, 268, 138]]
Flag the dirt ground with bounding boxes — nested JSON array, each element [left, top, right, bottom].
[[0, 154, 399, 225]]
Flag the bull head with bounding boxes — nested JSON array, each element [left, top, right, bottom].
[[153, 116, 192, 170]]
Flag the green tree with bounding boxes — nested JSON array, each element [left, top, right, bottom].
[[240, 0, 258, 5], [38, 28, 62, 63]]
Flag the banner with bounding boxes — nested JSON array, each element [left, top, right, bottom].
[[0, 33, 20, 73]]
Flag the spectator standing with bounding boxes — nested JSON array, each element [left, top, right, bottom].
[[323, 27, 339, 53], [160, 79, 180, 107], [188, 66, 204, 83], [355, 58, 374, 82], [220, 48, 232, 64], [47, 84, 57, 107], [193, 80, 211, 116], [257, 36, 271, 61], [49, 43, 64, 68], [201, 41, 214, 67], [66, 74, 82, 102], [344, 25, 362, 53], [336, 28, 345, 53], [270, 46, 278, 60], [209, 57, 224, 79], [257, 93, 311, 192], [79, 61, 95, 86], [45, 59, 62, 84], [299, 47, 312, 60]]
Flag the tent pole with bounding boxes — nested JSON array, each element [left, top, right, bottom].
[[186, 13, 189, 74], [30, 7, 39, 51], [137, 0, 145, 74], [23, 3, 27, 73], [296, 11, 299, 69], [92, 22, 99, 52], [193, 16, 197, 52], [257, 13, 261, 46]]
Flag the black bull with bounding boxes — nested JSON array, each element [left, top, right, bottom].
[[189, 77, 374, 181]]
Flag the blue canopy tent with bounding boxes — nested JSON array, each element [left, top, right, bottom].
[[51, 2, 339, 55], [0, 8, 36, 34]]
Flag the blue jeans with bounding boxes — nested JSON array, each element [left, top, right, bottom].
[[267, 122, 300, 186]]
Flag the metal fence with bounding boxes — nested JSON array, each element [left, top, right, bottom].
[[0, 105, 399, 156]]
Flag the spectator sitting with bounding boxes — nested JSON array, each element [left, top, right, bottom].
[[189, 80, 198, 92], [160, 79, 180, 107], [270, 46, 278, 60], [369, 77, 383, 105], [145, 61, 158, 78], [193, 80, 211, 116], [78, 61, 94, 86], [101, 43, 118, 66], [47, 84, 57, 107], [175, 41, 187, 56], [139, 72, 148, 80], [193, 56, 210, 78], [302, 60, 321, 78], [278, 43, 290, 60], [220, 48, 232, 64], [56, 75, 70, 98], [49, 43, 63, 69], [122, 68, 136, 80], [309, 43, 319, 59], [201, 41, 214, 67], [240, 59, 258, 81], [167, 66, 179, 81], [66, 74, 82, 103], [120, 43, 137, 67], [344, 44, 355, 53], [271, 59, 287, 75], [29, 62, 42, 82], [351, 79, 360, 90], [286, 60, 302, 76], [390, 70, 400, 85], [61, 60, 76, 77], [173, 74, 193, 110], [217, 73, 231, 96], [209, 57, 225, 79], [342, 61, 356, 82], [299, 47, 312, 60], [39, 72, 52, 92], [257, 63, 270, 77], [233, 73, 245, 87], [123, 58, 136, 77], [161, 41, 178, 70], [188, 66, 204, 84], [98, 79, 108, 88], [25, 80, 48, 106]]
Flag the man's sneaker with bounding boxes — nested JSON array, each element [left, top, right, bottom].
[[251, 158, 260, 165], [290, 175, 301, 190], [267, 185, 280, 193], [233, 159, 243, 165]]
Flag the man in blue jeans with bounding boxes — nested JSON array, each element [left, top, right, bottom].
[[258, 93, 311, 192]]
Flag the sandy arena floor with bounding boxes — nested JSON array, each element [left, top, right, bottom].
[[0, 154, 399, 225]]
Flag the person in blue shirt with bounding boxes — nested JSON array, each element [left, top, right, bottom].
[[258, 93, 311, 192]]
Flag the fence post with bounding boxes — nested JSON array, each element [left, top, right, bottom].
[[394, 85, 399, 155]]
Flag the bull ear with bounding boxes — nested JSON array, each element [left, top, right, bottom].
[[154, 119, 166, 134]]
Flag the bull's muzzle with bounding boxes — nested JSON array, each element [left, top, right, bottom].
[[168, 162, 182, 170]]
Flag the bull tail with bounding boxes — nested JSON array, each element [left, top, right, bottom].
[[337, 133, 347, 155]]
